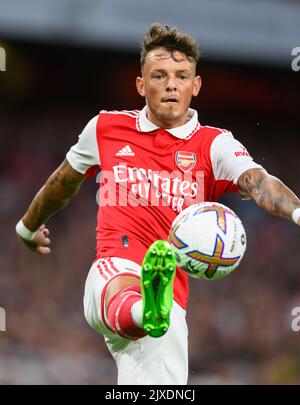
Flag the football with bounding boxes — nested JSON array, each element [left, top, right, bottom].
[[168, 202, 247, 280]]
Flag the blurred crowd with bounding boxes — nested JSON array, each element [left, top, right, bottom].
[[0, 42, 300, 384]]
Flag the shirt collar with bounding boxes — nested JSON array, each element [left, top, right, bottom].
[[136, 105, 200, 139]]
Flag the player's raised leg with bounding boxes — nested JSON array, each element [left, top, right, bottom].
[[83, 254, 187, 384], [84, 257, 146, 340], [83, 240, 176, 341]]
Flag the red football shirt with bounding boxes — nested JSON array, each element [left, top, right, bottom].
[[67, 107, 262, 309]]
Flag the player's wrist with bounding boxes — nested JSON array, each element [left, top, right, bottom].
[[15, 219, 36, 241], [292, 208, 300, 226]]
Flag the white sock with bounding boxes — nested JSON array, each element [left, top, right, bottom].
[[130, 300, 143, 328]]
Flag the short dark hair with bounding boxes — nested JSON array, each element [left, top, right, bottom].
[[140, 23, 200, 67]]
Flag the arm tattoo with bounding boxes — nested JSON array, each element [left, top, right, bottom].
[[238, 168, 300, 222], [23, 159, 85, 230]]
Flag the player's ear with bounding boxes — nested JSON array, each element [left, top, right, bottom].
[[136, 76, 145, 97], [192, 75, 202, 97]]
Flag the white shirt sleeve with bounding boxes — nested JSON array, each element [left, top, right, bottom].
[[66, 116, 100, 174], [210, 132, 263, 185]]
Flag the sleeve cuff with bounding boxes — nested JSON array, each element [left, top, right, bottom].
[[233, 162, 264, 185]]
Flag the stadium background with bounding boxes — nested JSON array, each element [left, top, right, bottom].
[[0, 0, 300, 384]]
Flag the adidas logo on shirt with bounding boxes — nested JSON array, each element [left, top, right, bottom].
[[116, 145, 135, 157]]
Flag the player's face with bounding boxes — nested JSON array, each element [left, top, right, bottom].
[[136, 48, 201, 128]]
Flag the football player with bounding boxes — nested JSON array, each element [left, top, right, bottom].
[[16, 23, 300, 384]]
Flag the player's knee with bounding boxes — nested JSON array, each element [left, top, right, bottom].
[[84, 258, 143, 337], [104, 274, 141, 312]]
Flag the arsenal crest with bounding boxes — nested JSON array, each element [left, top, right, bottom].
[[175, 151, 197, 172]]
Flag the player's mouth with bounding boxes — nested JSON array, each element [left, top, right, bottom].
[[161, 96, 179, 104]]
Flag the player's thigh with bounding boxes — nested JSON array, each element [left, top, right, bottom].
[[83, 257, 141, 336], [107, 301, 188, 385]]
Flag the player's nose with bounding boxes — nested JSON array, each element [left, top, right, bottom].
[[165, 75, 177, 91]]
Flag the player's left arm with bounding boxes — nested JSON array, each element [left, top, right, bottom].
[[238, 168, 300, 226]]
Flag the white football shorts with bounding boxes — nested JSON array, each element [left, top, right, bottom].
[[83, 256, 188, 385]]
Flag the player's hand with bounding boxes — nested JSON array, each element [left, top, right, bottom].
[[17, 224, 51, 255]]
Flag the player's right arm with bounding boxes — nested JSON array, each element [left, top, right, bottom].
[[16, 159, 85, 254], [16, 115, 100, 255]]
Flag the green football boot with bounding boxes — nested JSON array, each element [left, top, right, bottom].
[[141, 240, 176, 338]]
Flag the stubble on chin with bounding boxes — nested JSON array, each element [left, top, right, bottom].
[[158, 105, 184, 123], [159, 112, 181, 123], [147, 103, 186, 127]]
